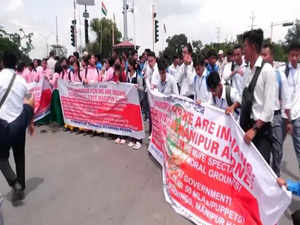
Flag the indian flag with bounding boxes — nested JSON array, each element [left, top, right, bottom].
[[101, 1, 107, 16]]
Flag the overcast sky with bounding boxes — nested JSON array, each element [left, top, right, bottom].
[[1, 0, 299, 59]]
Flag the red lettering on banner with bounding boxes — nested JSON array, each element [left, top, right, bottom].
[[221, 146, 230, 160]]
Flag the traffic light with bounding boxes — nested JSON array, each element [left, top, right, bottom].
[[70, 25, 75, 47], [283, 22, 294, 27], [84, 19, 89, 44], [155, 20, 159, 43]]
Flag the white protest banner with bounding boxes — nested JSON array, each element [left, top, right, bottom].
[[58, 79, 145, 139], [28, 78, 52, 122], [147, 88, 291, 225]]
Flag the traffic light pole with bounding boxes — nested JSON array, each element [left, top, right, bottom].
[[152, 4, 155, 51], [83, 4, 89, 46], [270, 21, 294, 42], [73, 0, 78, 51]]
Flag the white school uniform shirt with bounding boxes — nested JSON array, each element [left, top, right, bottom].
[[176, 62, 195, 97], [0, 69, 29, 123], [193, 68, 211, 103], [279, 63, 300, 120], [208, 85, 241, 120], [272, 66, 287, 112], [156, 73, 179, 95], [47, 57, 56, 74], [222, 61, 247, 96], [168, 63, 180, 77], [243, 56, 276, 122], [145, 63, 160, 87]]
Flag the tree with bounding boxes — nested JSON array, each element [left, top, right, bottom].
[[162, 34, 188, 62], [88, 17, 122, 58], [0, 28, 33, 63], [285, 19, 300, 46], [192, 40, 203, 57]]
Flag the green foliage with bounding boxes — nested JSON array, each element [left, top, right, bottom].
[[162, 34, 188, 61], [285, 19, 300, 46], [88, 17, 122, 58], [0, 28, 33, 63]]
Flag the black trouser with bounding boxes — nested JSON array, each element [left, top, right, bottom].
[[251, 120, 273, 164], [0, 104, 33, 190]]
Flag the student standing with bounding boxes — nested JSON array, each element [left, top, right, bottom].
[[0, 52, 35, 204], [176, 44, 195, 99], [240, 29, 276, 164], [193, 56, 211, 105], [223, 45, 247, 96], [82, 55, 101, 84], [126, 59, 143, 150], [280, 43, 300, 171]]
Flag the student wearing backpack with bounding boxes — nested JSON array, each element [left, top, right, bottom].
[[240, 29, 276, 164], [82, 54, 101, 84], [280, 42, 300, 171], [206, 71, 241, 120]]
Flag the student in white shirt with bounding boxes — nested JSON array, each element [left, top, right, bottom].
[[144, 51, 160, 88], [47, 50, 56, 74], [216, 50, 227, 78], [223, 45, 246, 96], [156, 57, 179, 95], [144, 51, 159, 138], [193, 56, 211, 104], [280, 42, 300, 170], [0, 52, 35, 204], [168, 55, 180, 77], [206, 71, 241, 120], [240, 29, 276, 164], [176, 44, 195, 99], [261, 43, 284, 176]]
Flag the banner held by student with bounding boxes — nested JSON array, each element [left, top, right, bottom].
[[58, 80, 145, 139]]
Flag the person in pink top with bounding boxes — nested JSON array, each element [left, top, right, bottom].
[[82, 54, 101, 84], [102, 58, 115, 82], [35, 58, 52, 82], [59, 57, 71, 82], [23, 63, 37, 83], [49, 62, 62, 89], [70, 60, 82, 82]]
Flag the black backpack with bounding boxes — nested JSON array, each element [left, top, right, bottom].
[[240, 61, 265, 131], [224, 62, 236, 86], [285, 62, 290, 77]]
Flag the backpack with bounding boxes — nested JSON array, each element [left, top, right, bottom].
[[224, 62, 235, 86], [225, 84, 233, 106], [285, 62, 290, 78], [240, 61, 265, 131]]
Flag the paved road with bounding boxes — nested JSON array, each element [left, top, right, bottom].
[[0, 124, 299, 225]]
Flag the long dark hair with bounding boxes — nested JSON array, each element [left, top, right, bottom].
[[72, 60, 82, 81], [59, 57, 68, 79]]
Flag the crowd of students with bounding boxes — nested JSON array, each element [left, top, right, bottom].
[[8, 28, 300, 178], [2, 28, 300, 223]]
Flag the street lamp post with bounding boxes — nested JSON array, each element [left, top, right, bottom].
[[270, 21, 294, 42]]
